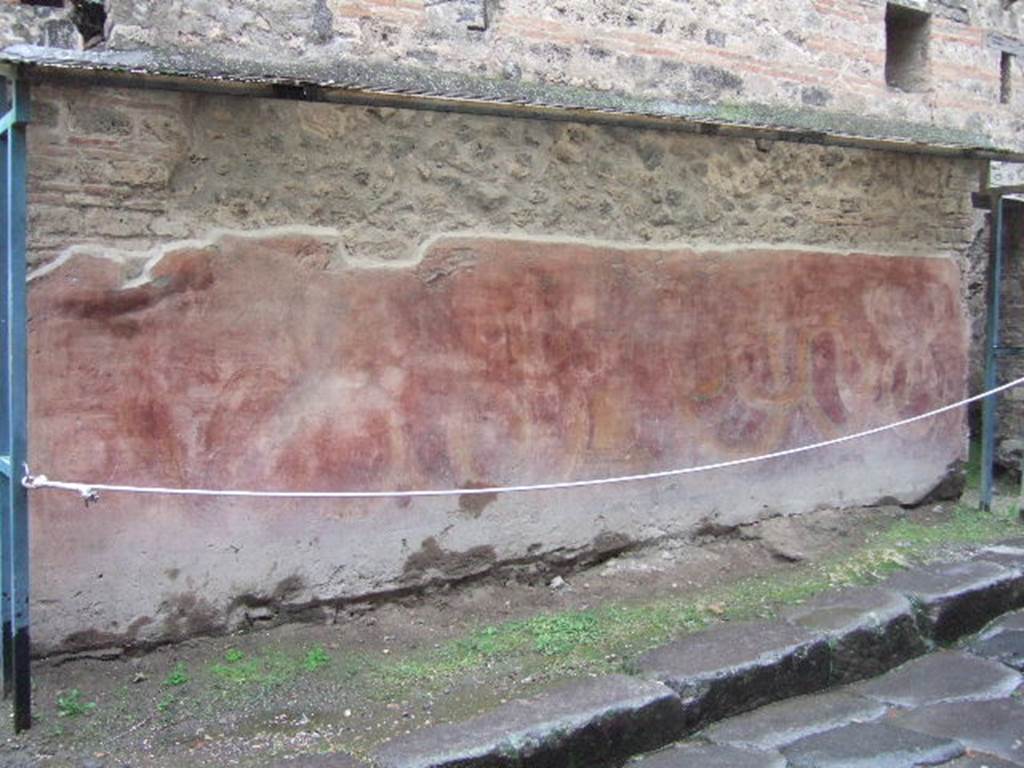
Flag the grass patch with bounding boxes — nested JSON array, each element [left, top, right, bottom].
[[163, 662, 189, 687], [358, 500, 1020, 698], [56, 689, 96, 718], [209, 644, 334, 688], [965, 437, 983, 492], [304, 645, 331, 672]]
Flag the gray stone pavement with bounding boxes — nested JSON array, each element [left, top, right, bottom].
[[633, 610, 1024, 767], [371, 542, 1024, 768]]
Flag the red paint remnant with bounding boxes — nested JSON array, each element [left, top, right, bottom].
[[811, 331, 848, 426], [28, 234, 967, 510]]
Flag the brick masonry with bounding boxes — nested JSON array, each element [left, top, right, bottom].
[[26, 81, 981, 268], [1, 0, 1019, 149]]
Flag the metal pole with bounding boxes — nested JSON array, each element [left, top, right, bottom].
[[981, 196, 1006, 511], [0, 79, 9, 702], [3, 72, 29, 732]]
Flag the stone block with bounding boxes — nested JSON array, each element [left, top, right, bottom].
[[783, 587, 927, 683], [881, 561, 1024, 642], [781, 722, 964, 768], [629, 743, 786, 767], [941, 755, 1022, 768], [704, 690, 887, 751], [67, 102, 134, 137], [373, 674, 685, 768], [892, 698, 1024, 766], [853, 651, 1022, 707], [980, 608, 1024, 637], [968, 630, 1024, 671], [629, 621, 830, 730], [973, 541, 1024, 576], [424, 0, 488, 30]]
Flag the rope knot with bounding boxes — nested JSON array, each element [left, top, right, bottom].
[[20, 466, 44, 489]]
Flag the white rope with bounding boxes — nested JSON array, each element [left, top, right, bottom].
[[22, 375, 1024, 504]]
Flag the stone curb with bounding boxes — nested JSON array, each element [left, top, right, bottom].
[[782, 586, 926, 684], [372, 674, 685, 768], [627, 620, 831, 729], [366, 542, 1024, 768], [881, 558, 1024, 642]]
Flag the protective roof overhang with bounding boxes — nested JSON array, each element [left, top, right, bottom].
[[4, 43, 1024, 161]]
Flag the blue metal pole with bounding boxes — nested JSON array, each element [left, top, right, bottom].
[[0, 70, 30, 733], [981, 196, 1005, 512], [0, 82, 10, 701], [5, 73, 29, 732]]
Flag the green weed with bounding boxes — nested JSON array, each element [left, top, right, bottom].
[[211, 655, 270, 686], [164, 662, 189, 687], [211, 646, 334, 688], [525, 612, 602, 656], [56, 689, 96, 718], [304, 646, 331, 672]]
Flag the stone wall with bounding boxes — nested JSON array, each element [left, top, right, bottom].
[[2, 0, 1022, 150], [22, 80, 978, 654], [0, 1, 75, 49], [974, 200, 1024, 471]]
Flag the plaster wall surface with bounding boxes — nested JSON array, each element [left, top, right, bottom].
[[17, 81, 979, 653]]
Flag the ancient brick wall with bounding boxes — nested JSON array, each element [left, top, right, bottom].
[[2, 0, 1014, 150], [21, 80, 979, 653]]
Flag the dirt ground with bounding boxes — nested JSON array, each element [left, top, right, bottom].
[[0, 495, 1018, 767]]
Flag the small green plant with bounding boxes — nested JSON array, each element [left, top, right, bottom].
[[157, 693, 175, 713], [303, 646, 331, 672], [460, 625, 505, 656], [56, 689, 96, 718], [528, 612, 602, 656], [164, 662, 189, 687], [211, 651, 295, 686], [224, 648, 245, 663]]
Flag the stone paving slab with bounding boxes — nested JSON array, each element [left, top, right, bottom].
[[628, 742, 786, 767], [852, 651, 1022, 708], [892, 698, 1024, 766], [968, 630, 1024, 671], [372, 674, 684, 768], [781, 722, 964, 768], [703, 689, 888, 751], [783, 587, 927, 683], [941, 755, 1022, 768], [974, 541, 1024, 575], [285, 755, 371, 767], [980, 609, 1024, 638], [882, 561, 1024, 643], [630, 621, 830, 730], [366, 545, 1024, 768]]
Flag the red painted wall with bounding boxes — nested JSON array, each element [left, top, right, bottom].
[[25, 232, 968, 650]]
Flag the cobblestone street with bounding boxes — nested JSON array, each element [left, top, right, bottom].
[[374, 543, 1024, 768], [636, 610, 1024, 767]]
